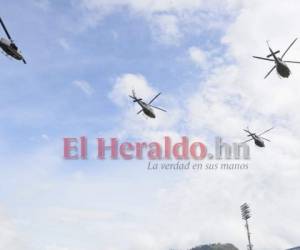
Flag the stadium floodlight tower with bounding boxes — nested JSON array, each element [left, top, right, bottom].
[[241, 203, 254, 250]]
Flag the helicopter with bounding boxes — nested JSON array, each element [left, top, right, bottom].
[[129, 90, 167, 118], [0, 17, 26, 64], [242, 127, 274, 147], [253, 38, 300, 79]]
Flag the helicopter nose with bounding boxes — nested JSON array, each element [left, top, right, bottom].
[[149, 111, 155, 118]]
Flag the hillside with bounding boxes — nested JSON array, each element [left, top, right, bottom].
[[189, 243, 239, 250]]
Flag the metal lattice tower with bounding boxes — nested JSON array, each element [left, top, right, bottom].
[[241, 203, 254, 250]]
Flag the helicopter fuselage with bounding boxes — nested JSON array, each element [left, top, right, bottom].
[[268, 47, 291, 78], [137, 100, 155, 118], [275, 58, 290, 78], [252, 135, 265, 147], [0, 37, 23, 61]]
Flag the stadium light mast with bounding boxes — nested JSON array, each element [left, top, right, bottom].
[[241, 203, 254, 250]]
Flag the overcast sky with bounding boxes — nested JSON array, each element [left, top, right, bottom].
[[0, 0, 300, 250]]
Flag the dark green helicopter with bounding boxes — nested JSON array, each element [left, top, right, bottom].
[[129, 90, 167, 118], [253, 38, 300, 79], [0, 17, 26, 64], [242, 127, 274, 147]]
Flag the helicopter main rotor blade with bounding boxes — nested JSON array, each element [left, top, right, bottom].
[[284, 60, 300, 64], [253, 56, 275, 62], [137, 109, 143, 115], [22, 58, 26, 64], [281, 38, 298, 59], [241, 138, 254, 144], [131, 89, 137, 99], [0, 17, 12, 41], [260, 137, 271, 142], [148, 92, 161, 105], [149, 105, 167, 112], [258, 127, 274, 136], [264, 65, 276, 79]]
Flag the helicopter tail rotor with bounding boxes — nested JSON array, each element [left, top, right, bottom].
[[129, 90, 142, 102], [267, 50, 280, 58], [242, 127, 256, 144], [129, 95, 142, 102], [243, 127, 251, 134], [243, 127, 256, 137], [265, 40, 280, 59]]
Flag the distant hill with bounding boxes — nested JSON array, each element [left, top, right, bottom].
[[189, 243, 238, 250]]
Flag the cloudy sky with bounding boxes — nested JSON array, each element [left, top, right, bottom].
[[0, 0, 300, 249]]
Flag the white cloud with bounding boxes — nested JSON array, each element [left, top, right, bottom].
[[78, 0, 240, 16], [50, 207, 115, 224], [188, 46, 207, 67], [33, 0, 50, 10], [72, 80, 94, 96], [45, 247, 71, 250], [109, 74, 155, 106], [0, 208, 27, 250], [77, 0, 241, 45], [151, 14, 182, 45]]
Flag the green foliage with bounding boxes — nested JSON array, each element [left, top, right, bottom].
[[189, 243, 239, 250]]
